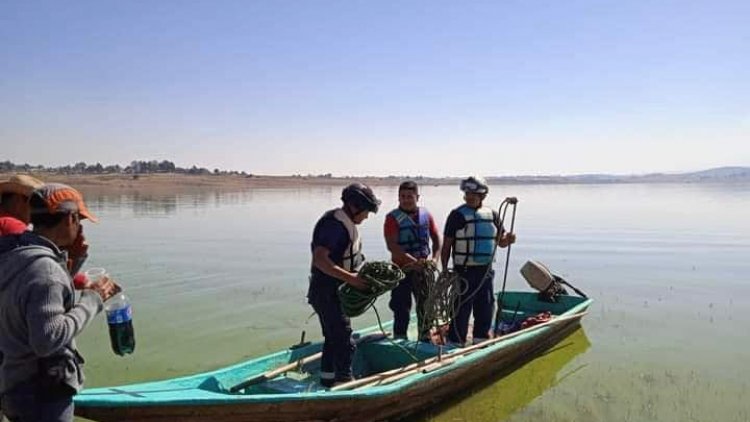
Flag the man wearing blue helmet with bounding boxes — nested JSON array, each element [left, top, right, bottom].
[[441, 177, 516, 346], [307, 183, 380, 388]]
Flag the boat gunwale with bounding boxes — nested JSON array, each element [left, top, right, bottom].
[[76, 293, 592, 407]]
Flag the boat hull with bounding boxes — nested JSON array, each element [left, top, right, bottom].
[[77, 292, 590, 422]]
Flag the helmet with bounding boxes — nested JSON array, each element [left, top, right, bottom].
[[341, 183, 381, 213], [460, 176, 489, 194]]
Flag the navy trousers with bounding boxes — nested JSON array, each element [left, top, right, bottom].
[[389, 271, 428, 339], [0, 379, 74, 422], [310, 290, 354, 383], [447, 266, 495, 344]]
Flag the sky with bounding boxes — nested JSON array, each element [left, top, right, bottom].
[[1, 0, 748, 177]]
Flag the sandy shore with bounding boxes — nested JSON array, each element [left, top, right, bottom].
[[2, 172, 458, 194]]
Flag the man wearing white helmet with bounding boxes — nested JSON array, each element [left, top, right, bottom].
[[441, 176, 516, 346]]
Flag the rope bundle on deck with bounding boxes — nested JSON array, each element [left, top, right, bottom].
[[338, 261, 405, 317], [420, 268, 462, 336]]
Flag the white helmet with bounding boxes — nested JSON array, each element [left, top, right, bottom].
[[460, 176, 488, 194]]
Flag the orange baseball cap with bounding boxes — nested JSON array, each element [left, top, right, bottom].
[[31, 183, 98, 223]]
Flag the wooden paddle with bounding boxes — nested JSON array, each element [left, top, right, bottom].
[[229, 332, 388, 392], [332, 311, 587, 391]]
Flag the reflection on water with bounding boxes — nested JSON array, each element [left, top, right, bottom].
[[83, 190, 271, 217], [72, 183, 750, 422], [409, 329, 591, 422]]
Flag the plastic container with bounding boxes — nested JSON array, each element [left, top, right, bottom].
[[104, 291, 136, 356]]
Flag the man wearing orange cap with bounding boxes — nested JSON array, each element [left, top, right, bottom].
[[0, 183, 117, 422], [0, 174, 44, 235]]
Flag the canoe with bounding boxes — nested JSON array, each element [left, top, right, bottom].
[[75, 291, 592, 422]]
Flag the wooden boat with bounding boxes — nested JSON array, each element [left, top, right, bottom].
[[75, 291, 592, 422]]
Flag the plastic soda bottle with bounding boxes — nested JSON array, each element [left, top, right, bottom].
[[105, 291, 136, 356]]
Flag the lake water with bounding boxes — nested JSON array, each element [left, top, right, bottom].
[[74, 182, 750, 421]]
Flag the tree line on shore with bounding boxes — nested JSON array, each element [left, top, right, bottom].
[[0, 160, 250, 176], [3, 159, 747, 183]]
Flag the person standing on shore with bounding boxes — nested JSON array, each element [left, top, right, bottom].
[[0, 174, 92, 287], [440, 177, 516, 346], [308, 183, 380, 388], [0, 183, 117, 422], [0, 174, 44, 421], [383, 181, 441, 341], [0, 175, 44, 236]]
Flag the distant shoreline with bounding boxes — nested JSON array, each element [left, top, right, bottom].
[[7, 173, 454, 190], [2, 168, 748, 194]]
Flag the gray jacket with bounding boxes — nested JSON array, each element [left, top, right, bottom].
[[0, 232, 103, 394]]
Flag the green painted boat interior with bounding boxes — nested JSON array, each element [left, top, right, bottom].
[[76, 292, 590, 407]]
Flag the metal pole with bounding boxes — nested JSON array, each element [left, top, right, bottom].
[[493, 197, 517, 334]]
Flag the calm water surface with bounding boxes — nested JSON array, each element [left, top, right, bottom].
[[74, 183, 750, 421]]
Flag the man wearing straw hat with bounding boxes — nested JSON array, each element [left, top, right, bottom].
[[0, 174, 43, 421], [0, 183, 117, 422], [0, 174, 44, 236]]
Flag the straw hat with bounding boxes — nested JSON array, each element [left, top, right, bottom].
[[0, 174, 44, 197]]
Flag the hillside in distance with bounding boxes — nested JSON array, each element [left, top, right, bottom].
[[487, 166, 750, 184]]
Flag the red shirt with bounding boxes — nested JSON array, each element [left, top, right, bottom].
[[0, 212, 27, 236]]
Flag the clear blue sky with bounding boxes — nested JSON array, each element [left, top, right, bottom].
[[1, 0, 748, 176]]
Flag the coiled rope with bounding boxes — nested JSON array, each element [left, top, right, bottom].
[[338, 261, 421, 362], [338, 261, 405, 318], [417, 265, 461, 340]]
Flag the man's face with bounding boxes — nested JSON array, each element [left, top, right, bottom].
[[398, 189, 419, 212], [352, 210, 370, 224], [63, 212, 82, 247], [464, 192, 484, 208]]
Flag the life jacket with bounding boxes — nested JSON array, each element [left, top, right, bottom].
[[388, 208, 431, 259], [453, 204, 497, 266], [331, 208, 364, 271]]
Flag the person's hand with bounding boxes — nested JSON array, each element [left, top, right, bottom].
[[88, 277, 119, 302], [347, 274, 369, 291], [497, 232, 517, 247], [402, 258, 423, 271], [72, 273, 91, 290], [66, 226, 89, 275]]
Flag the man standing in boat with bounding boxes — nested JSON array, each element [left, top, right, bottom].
[[308, 183, 381, 388], [0, 184, 117, 422], [441, 177, 516, 346], [383, 181, 441, 341]]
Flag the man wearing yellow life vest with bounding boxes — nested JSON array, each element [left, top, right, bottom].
[[308, 183, 381, 388], [441, 177, 516, 346]]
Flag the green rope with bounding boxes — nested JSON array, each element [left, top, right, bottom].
[[420, 268, 462, 339], [338, 261, 405, 318]]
